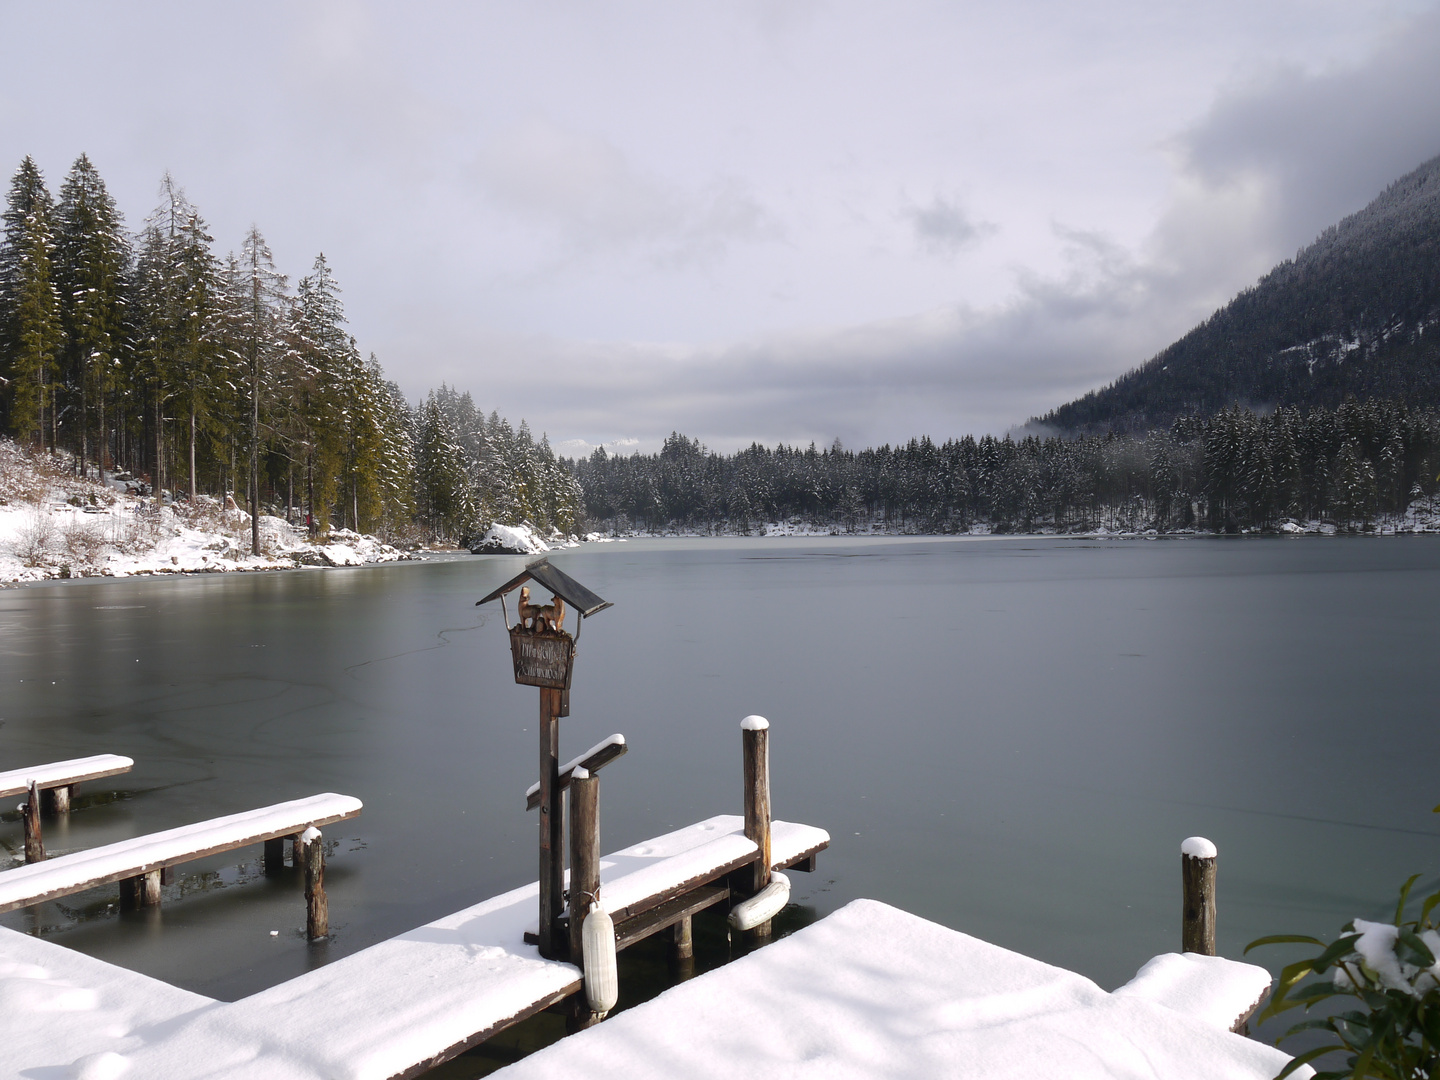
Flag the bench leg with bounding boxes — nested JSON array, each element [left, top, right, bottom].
[[41, 784, 71, 817], [264, 837, 286, 875], [670, 914, 696, 980], [304, 831, 328, 940], [120, 870, 161, 910], [23, 782, 44, 864], [290, 832, 304, 868]]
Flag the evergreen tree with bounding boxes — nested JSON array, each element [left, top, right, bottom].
[[55, 154, 129, 477], [0, 158, 61, 445]]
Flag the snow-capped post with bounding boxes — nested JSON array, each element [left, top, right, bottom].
[[302, 826, 327, 940], [23, 780, 44, 863], [1181, 837, 1217, 955], [741, 715, 773, 941], [476, 558, 614, 962]]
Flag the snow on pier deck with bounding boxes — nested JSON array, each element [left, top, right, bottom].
[[1, 814, 828, 1080], [496, 899, 1303, 1080]]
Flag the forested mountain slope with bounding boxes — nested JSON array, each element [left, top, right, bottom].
[[1043, 152, 1440, 433]]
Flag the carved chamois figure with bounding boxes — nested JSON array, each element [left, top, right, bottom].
[[518, 586, 566, 633]]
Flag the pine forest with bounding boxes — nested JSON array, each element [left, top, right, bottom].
[[3, 154, 1437, 544]]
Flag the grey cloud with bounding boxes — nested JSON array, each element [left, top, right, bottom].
[[903, 194, 994, 257], [420, 14, 1440, 451], [468, 118, 780, 266]]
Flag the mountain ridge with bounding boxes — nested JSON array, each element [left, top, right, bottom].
[[1041, 150, 1440, 433]]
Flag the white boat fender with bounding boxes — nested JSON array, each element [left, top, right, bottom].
[[728, 872, 790, 931], [582, 901, 619, 1015]]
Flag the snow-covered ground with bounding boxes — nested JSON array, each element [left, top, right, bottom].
[[0, 441, 412, 583]]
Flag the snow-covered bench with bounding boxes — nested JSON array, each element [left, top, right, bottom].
[[0, 792, 361, 927], [10, 814, 829, 1080], [0, 753, 133, 812], [1113, 950, 1272, 1034]]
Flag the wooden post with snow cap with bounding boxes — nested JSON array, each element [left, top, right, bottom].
[[741, 715, 773, 940], [23, 780, 44, 863], [303, 826, 328, 940], [1181, 836, 1217, 956]]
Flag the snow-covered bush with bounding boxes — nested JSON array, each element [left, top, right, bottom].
[[11, 510, 56, 566], [1248, 875, 1440, 1078]]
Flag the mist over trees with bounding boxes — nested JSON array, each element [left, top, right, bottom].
[[0, 155, 578, 549]]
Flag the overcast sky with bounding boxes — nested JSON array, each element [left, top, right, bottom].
[[4, 2, 1440, 454]]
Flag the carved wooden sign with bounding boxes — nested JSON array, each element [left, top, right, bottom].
[[509, 625, 575, 689]]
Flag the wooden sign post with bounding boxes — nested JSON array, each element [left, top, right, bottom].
[[477, 558, 613, 962]]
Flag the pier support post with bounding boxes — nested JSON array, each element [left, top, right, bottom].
[[567, 768, 602, 1030], [670, 915, 696, 980], [290, 832, 304, 867], [304, 829, 328, 940], [538, 686, 565, 960], [1181, 837, 1217, 956], [741, 716, 773, 942], [120, 870, 161, 910], [23, 781, 44, 864], [264, 837, 286, 875], [41, 783, 71, 817]]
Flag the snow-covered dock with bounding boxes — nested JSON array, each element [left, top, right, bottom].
[[497, 898, 1301, 1080], [1, 814, 829, 1080]]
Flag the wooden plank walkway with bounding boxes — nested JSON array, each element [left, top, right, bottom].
[[0, 753, 133, 800], [0, 814, 829, 1080], [0, 793, 362, 913]]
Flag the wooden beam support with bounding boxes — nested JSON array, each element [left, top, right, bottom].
[[119, 869, 161, 910], [613, 885, 729, 952], [526, 739, 628, 811], [264, 837, 286, 875]]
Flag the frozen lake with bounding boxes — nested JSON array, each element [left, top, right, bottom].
[[4, 535, 1440, 1051]]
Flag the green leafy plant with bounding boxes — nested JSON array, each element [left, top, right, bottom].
[[1246, 875, 1440, 1079]]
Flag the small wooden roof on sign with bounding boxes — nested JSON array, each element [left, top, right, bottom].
[[475, 558, 613, 618]]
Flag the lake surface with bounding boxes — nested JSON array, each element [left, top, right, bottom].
[[4, 536, 1440, 1060]]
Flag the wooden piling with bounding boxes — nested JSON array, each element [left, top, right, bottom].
[[41, 783, 71, 817], [120, 870, 161, 910], [538, 686, 564, 960], [290, 832, 305, 867], [1181, 837, 1217, 956], [568, 769, 601, 964], [741, 716, 773, 941], [305, 830, 328, 940], [567, 768, 602, 1029], [264, 837, 286, 875], [23, 780, 44, 863]]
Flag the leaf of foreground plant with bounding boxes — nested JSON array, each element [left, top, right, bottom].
[[1275, 1044, 1345, 1079], [1396, 874, 1423, 924], [1248, 934, 1328, 954]]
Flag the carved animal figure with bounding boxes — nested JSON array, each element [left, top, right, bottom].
[[518, 586, 566, 633]]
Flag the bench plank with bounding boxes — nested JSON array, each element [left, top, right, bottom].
[[0, 792, 362, 913], [0, 754, 134, 800]]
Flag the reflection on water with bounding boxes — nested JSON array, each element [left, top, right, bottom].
[[3, 537, 1440, 1063]]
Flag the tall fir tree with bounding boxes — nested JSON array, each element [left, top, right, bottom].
[[55, 154, 129, 476], [0, 157, 61, 446]]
